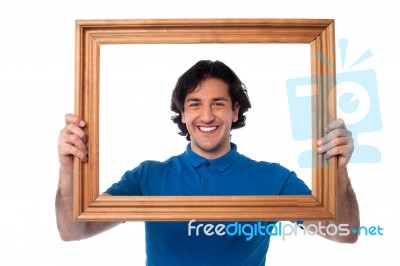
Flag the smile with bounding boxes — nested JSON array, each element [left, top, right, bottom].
[[198, 126, 217, 132]]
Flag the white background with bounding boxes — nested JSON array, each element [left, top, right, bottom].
[[99, 43, 312, 192], [0, 0, 399, 265]]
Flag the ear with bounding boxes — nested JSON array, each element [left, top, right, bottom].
[[181, 112, 186, 124], [232, 103, 240, 122]]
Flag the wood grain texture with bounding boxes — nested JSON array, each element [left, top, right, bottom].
[[74, 18, 337, 221]]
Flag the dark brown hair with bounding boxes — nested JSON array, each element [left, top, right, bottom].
[[171, 60, 251, 141]]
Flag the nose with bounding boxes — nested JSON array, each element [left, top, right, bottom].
[[200, 105, 215, 123]]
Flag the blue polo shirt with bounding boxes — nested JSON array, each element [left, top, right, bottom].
[[106, 143, 311, 265]]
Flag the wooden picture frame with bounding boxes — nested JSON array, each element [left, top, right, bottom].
[[74, 18, 337, 221]]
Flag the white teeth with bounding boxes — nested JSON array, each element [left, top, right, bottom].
[[199, 126, 217, 132]]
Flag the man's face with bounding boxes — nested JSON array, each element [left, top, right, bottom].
[[181, 78, 239, 159]]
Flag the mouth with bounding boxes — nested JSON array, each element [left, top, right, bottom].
[[198, 126, 218, 132]]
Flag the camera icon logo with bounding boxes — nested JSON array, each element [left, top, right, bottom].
[[286, 39, 382, 167]]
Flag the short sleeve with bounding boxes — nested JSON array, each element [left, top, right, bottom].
[[279, 170, 311, 196], [104, 165, 142, 196]]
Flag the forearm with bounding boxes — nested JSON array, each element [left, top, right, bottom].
[[329, 167, 360, 242], [55, 167, 89, 241], [333, 167, 359, 228], [309, 119, 360, 242], [55, 168, 121, 241], [304, 167, 360, 243], [56, 114, 121, 241]]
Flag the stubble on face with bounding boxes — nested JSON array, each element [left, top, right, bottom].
[[181, 78, 239, 159]]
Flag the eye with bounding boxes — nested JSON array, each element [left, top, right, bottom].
[[188, 102, 200, 107], [213, 102, 225, 107]]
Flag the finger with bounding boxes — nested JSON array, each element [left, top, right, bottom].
[[317, 136, 351, 154], [324, 118, 346, 134], [64, 133, 88, 155], [317, 128, 351, 147], [59, 126, 88, 155], [322, 144, 353, 162], [58, 136, 88, 161], [60, 123, 87, 143], [58, 141, 88, 162], [64, 113, 85, 128], [58, 126, 87, 150], [317, 135, 354, 167]]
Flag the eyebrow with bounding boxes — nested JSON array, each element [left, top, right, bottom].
[[185, 97, 229, 103]]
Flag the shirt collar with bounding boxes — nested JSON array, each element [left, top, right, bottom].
[[184, 143, 239, 172]]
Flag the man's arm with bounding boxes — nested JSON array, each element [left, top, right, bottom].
[[55, 114, 121, 241], [303, 118, 360, 243]]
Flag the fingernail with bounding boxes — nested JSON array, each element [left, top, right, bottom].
[[80, 120, 85, 127]]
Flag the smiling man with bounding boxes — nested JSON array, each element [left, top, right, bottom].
[[56, 60, 359, 265], [180, 78, 240, 159]]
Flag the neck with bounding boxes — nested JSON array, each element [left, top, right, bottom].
[[190, 142, 232, 160]]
